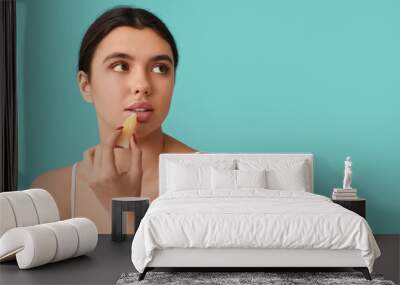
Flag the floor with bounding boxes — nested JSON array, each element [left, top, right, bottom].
[[374, 235, 400, 284], [0, 235, 135, 285], [0, 235, 398, 285]]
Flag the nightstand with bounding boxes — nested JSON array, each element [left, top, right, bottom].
[[111, 197, 150, 242], [332, 198, 366, 218]]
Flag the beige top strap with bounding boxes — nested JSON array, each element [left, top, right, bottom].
[[70, 162, 78, 218]]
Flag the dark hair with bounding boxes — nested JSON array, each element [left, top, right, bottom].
[[78, 6, 179, 77]]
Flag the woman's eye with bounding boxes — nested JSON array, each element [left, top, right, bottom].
[[112, 63, 129, 72], [152, 64, 169, 74]]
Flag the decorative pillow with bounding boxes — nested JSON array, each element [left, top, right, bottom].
[[237, 159, 309, 191], [211, 168, 267, 190], [211, 168, 236, 190], [236, 169, 267, 188], [167, 160, 236, 191]]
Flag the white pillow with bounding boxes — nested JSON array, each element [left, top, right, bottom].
[[167, 160, 236, 191], [236, 169, 267, 188], [211, 168, 236, 189], [211, 168, 267, 190], [237, 159, 308, 191]]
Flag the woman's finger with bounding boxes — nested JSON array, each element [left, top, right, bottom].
[[83, 147, 95, 171], [93, 144, 102, 174], [128, 135, 143, 175], [100, 127, 122, 176]]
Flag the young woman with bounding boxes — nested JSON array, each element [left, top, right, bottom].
[[31, 6, 197, 233]]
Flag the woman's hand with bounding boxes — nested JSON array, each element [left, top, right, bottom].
[[83, 127, 142, 201]]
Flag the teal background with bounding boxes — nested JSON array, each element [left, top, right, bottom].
[[16, 0, 400, 234]]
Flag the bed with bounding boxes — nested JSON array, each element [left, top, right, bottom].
[[131, 153, 380, 280]]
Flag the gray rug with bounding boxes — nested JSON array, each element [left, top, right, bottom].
[[116, 271, 396, 285]]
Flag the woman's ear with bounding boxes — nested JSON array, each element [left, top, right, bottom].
[[77, 71, 93, 103]]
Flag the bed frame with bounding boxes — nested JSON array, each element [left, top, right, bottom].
[[138, 153, 371, 280]]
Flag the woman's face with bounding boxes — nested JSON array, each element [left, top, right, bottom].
[[81, 26, 175, 139]]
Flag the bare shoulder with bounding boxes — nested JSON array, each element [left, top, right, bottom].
[[163, 134, 198, 153], [30, 165, 73, 220]]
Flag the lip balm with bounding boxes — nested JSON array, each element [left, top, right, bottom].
[[116, 113, 138, 148]]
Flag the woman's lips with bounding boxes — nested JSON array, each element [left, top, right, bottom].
[[129, 110, 153, 123]]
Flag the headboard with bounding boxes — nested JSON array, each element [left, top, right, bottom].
[[159, 153, 314, 195]]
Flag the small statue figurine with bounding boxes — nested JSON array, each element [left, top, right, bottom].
[[342, 156, 352, 189]]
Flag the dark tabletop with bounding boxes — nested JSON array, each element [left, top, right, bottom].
[[0, 235, 135, 285]]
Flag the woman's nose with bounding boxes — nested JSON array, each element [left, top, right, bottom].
[[130, 71, 151, 97], [134, 86, 149, 97]]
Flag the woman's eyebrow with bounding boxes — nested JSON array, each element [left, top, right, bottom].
[[103, 52, 173, 64], [150, 54, 173, 65], [103, 52, 133, 63]]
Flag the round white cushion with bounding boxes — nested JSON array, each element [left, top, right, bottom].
[[0, 189, 60, 237], [0, 191, 39, 228], [0, 196, 17, 237], [0, 218, 98, 269], [24, 188, 60, 223]]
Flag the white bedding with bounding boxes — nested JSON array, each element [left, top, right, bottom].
[[131, 190, 380, 273]]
